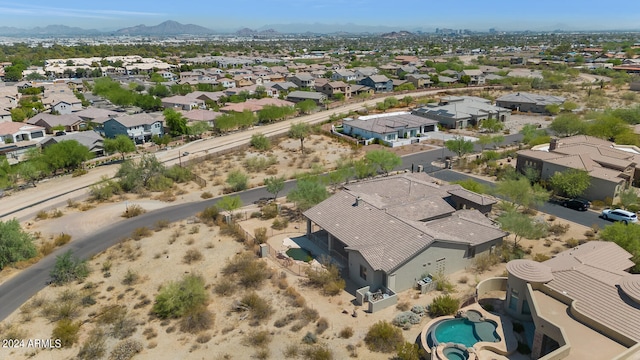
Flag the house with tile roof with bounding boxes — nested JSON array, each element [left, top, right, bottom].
[[515, 135, 640, 201], [304, 173, 504, 295], [413, 96, 511, 129], [359, 75, 393, 93], [103, 113, 163, 143], [496, 92, 565, 113], [484, 241, 640, 359], [27, 113, 87, 133], [342, 112, 438, 146], [0, 122, 45, 145], [41, 131, 104, 156]]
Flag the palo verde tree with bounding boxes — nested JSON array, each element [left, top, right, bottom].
[[264, 176, 285, 199], [42, 140, 94, 173], [217, 195, 243, 218], [497, 210, 548, 248], [548, 169, 590, 198], [104, 134, 136, 161], [480, 118, 504, 133], [295, 99, 318, 114], [365, 149, 402, 175], [288, 122, 311, 153], [445, 136, 475, 162], [548, 113, 587, 137], [494, 177, 550, 210], [600, 222, 640, 273], [286, 175, 329, 212], [0, 219, 37, 270]]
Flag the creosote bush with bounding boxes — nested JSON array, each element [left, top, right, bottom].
[[304, 261, 345, 296], [364, 321, 404, 353], [198, 205, 219, 225], [153, 274, 208, 319], [122, 204, 145, 218], [52, 319, 80, 347], [429, 294, 460, 317], [238, 292, 273, 322], [179, 305, 214, 334], [222, 252, 271, 288], [109, 339, 142, 360], [183, 249, 204, 264]]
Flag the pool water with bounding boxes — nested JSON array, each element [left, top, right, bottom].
[[286, 248, 313, 262], [433, 318, 500, 348], [443, 347, 468, 360]]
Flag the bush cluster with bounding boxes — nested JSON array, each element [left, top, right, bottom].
[[153, 274, 208, 319], [364, 321, 405, 353], [429, 294, 460, 317], [304, 262, 345, 296]]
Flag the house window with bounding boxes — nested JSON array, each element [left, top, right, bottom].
[[467, 247, 476, 258], [359, 265, 367, 281]]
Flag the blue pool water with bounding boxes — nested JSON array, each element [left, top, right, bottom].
[[443, 347, 468, 360], [433, 318, 500, 348]]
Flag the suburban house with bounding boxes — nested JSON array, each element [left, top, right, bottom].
[[217, 78, 236, 89], [342, 112, 438, 147], [354, 67, 378, 79], [496, 92, 565, 113], [319, 81, 351, 99], [331, 69, 357, 82], [220, 98, 295, 114], [74, 108, 119, 123], [161, 95, 205, 110], [478, 241, 640, 359], [458, 69, 486, 85], [179, 109, 221, 128], [359, 75, 393, 93], [185, 91, 226, 104], [406, 74, 433, 89], [43, 95, 83, 114], [41, 131, 105, 157], [270, 81, 298, 92], [0, 122, 46, 144], [27, 113, 87, 133], [287, 73, 315, 89], [413, 96, 511, 129], [286, 91, 327, 105], [304, 173, 504, 296], [103, 113, 163, 143], [350, 84, 375, 97], [515, 135, 640, 201]]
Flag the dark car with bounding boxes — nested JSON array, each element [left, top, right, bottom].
[[562, 199, 590, 211]]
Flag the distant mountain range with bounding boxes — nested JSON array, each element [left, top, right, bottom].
[[0, 20, 424, 37]]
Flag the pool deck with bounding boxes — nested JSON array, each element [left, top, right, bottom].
[[533, 290, 629, 360]]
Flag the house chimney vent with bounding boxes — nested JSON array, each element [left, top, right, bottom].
[[355, 196, 362, 206]]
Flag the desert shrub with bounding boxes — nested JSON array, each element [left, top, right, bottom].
[[274, 313, 298, 328], [304, 263, 345, 296], [301, 306, 320, 322], [238, 292, 273, 322], [200, 191, 213, 199], [196, 333, 211, 344], [122, 204, 145, 218], [254, 227, 268, 244], [396, 301, 410, 311], [271, 217, 289, 230], [303, 344, 334, 359], [110, 314, 137, 340], [591, 200, 605, 210], [222, 252, 271, 288], [472, 253, 501, 273], [52, 319, 80, 347], [584, 229, 596, 238], [429, 295, 460, 317], [213, 278, 235, 296], [36, 210, 49, 220], [39, 241, 55, 256], [89, 179, 122, 202], [164, 165, 193, 183], [533, 253, 551, 262], [0, 219, 38, 270], [198, 205, 219, 225], [53, 233, 72, 246], [339, 326, 354, 339], [77, 329, 106, 360], [262, 203, 279, 219], [432, 272, 455, 293], [227, 169, 249, 192], [109, 339, 142, 360], [250, 133, 271, 151], [243, 155, 278, 173], [183, 249, 204, 264], [392, 311, 421, 328], [458, 275, 469, 284], [302, 331, 318, 344], [565, 238, 579, 248], [396, 342, 422, 360], [121, 269, 139, 286], [548, 223, 569, 235], [50, 250, 90, 285], [131, 227, 152, 240], [283, 344, 300, 358], [153, 274, 208, 319], [244, 330, 272, 348], [364, 321, 404, 353], [179, 305, 214, 334], [155, 219, 170, 230]]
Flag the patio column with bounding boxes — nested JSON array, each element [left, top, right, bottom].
[[327, 233, 333, 252], [306, 219, 311, 237]]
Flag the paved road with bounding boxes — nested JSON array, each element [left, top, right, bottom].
[[0, 181, 297, 322], [428, 169, 610, 229]]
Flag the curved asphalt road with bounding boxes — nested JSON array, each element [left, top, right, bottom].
[[0, 181, 297, 322]]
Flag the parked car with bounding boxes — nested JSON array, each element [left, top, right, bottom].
[[601, 209, 638, 224], [562, 198, 590, 211]]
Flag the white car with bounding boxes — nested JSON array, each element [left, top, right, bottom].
[[601, 209, 638, 224]]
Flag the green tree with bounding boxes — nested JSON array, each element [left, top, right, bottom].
[[116, 155, 167, 192], [480, 118, 504, 133], [152, 134, 172, 148], [287, 176, 328, 211], [477, 134, 493, 151], [495, 177, 550, 210], [42, 140, 94, 172], [3, 65, 25, 81], [600, 222, 640, 273], [520, 124, 547, 145], [460, 75, 471, 85], [288, 122, 311, 153], [250, 133, 271, 151], [16, 161, 43, 187], [10, 108, 26, 122], [226, 169, 249, 192], [452, 179, 488, 194], [188, 121, 210, 138], [295, 99, 317, 114], [545, 104, 561, 115], [150, 72, 166, 83], [49, 250, 90, 285], [264, 176, 285, 199], [549, 113, 587, 137], [618, 188, 639, 210], [148, 84, 170, 98], [549, 169, 590, 198], [365, 149, 402, 175], [153, 274, 208, 318], [104, 135, 136, 161], [163, 108, 188, 136], [497, 210, 548, 247], [445, 136, 475, 161], [562, 101, 578, 112], [0, 219, 37, 270], [217, 195, 243, 218]]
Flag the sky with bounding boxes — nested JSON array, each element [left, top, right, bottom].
[[0, 0, 639, 32]]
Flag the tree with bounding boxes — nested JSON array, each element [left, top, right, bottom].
[[549, 169, 590, 198], [618, 188, 639, 210], [116, 155, 167, 193], [3, 65, 25, 82], [188, 121, 210, 139], [226, 169, 249, 192], [600, 222, 640, 273], [365, 149, 402, 175], [152, 134, 172, 148], [480, 118, 504, 133], [401, 96, 414, 107], [562, 101, 579, 112], [288, 122, 311, 153], [287, 176, 329, 212], [495, 177, 550, 210], [0, 219, 37, 270], [549, 113, 586, 137], [520, 124, 547, 145], [217, 195, 243, 218], [476, 134, 493, 151], [295, 99, 317, 114], [104, 135, 136, 161], [545, 104, 561, 115], [153, 274, 208, 318], [497, 210, 547, 248], [16, 161, 42, 187], [50, 250, 90, 285], [452, 179, 488, 194], [264, 176, 285, 199], [460, 75, 472, 85], [150, 72, 166, 83], [42, 140, 94, 172], [490, 134, 505, 148], [445, 136, 475, 161], [163, 108, 188, 136]]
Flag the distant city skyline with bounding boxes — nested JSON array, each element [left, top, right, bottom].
[[0, 0, 639, 32]]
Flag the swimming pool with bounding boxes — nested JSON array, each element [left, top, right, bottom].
[[286, 248, 313, 262], [443, 346, 469, 360], [431, 318, 500, 348]]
